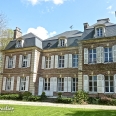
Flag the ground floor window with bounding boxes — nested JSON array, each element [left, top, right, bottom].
[[20, 77, 26, 91], [89, 76, 97, 92], [72, 78, 78, 92], [6, 78, 11, 91], [44, 78, 50, 91], [105, 76, 114, 92], [58, 78, 64, 91]]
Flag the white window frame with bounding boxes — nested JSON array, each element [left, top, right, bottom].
[[17, 40, 22, 48], [96, 27, 103, 37], [44, 78, 50, 91], [60, 39, 65, 46], [8, 57, 13, 68], [58, 78, 64, 92], [89, 76, 97, 93], [58, 56, 64, 68], [72, 78, 78, 92], [20, 77, 26, 91], [88, 49, 96, 64], [72, 54, 78, 67], [105, 76, 114, 93], [45, 57, 51, 69], [104, 47, 113, 63], [6, 78, 11, 91], [22, 55, 28, 68]]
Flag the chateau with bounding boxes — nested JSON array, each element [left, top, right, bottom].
[[1, 18, 116, 97]]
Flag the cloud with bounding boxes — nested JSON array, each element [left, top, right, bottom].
[[24, 0, 66, 5], [108, 11, 115, 14], [27, 26, 56, 40], [107, 5, 112, 10]]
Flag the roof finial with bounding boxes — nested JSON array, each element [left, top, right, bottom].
[[70, 25, 73, 30]]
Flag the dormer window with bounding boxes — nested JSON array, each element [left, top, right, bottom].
[[16, 39, 24, 48], [96, 27, 103, 37], [58, 36, 67, 47]]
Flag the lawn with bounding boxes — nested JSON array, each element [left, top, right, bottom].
[[0, 104, 116, 116]]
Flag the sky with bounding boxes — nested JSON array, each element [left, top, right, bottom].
[[0, 0, 116, 40]]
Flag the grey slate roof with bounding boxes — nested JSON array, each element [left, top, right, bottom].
[[81, 18, 116, 40], [42, 30, 83, 49], [5, 33, 42, 50]]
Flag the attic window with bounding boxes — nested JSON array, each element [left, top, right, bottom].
[[15, 39, 24, 48], [47, 43, 51, 47], [58, 37, 67, 47], [96, 27, 103, 37]]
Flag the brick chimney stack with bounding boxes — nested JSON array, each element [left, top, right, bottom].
[[13, 27, 22, 39], [83, 23, 89, 30]]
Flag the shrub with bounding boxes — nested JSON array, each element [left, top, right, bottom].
[[0, 94, 20, 100], [99, 96, 112, 105], [27, 95, 41, 101], [40, 92, 47, 100], [58, 92, 62, 98], [74, 90, 88, 104], [22, 91, 32, 101], [56, 97, 72, 104], [88, 97, 99, 104]]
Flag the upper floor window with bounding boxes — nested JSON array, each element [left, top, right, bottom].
[[16, 39, 24, 48], [58, 56, 64, 68], [89, 49, 96, 63], [97, 27, 103, 37], [89, 76, 97, 92], [72, 54, 78, 67], [44, 78, 50, 91], [22, 55, 28, 67], [58, 37, 67, 47], [60, 39, 65, 46], [104, 47, 113, 63], [8, 57, 13, 68], [45, 57, 51, 69]]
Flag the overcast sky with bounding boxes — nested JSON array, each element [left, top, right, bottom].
[[0, 0, 116, 40]]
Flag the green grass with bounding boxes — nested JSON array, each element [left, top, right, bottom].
[[0, 104, 116, 116]]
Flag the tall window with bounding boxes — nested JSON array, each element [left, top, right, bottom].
[[20, 77, 26, 91], [45, 57, 51, 68], [97, 27, 103, 37], [72, 54, 78, 67], [72, 78, 78, 92], [58, 56, 64, 68], [105, 76, 114, 93], [104, 47, 113, 62], [22, 56, 28, 67], [44, 78, 50, 91], [89, 76, 97, 92], [89, 49, 96, 63], [8, 57, 13, 68], [6, 78, 11, 91], [17, 40, 22, 48], [58, 78, 64, 91], [60, 39, 65, 46]]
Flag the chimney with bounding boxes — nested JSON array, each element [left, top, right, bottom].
[[13, 27, 22, 39], [83, 23, 89, 30]]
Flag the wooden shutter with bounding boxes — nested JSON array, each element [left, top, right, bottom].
[[114, 74, 116, 93], [51, 55, 54, 69], [65, 39, 67, 46], [55, 55, 58, 68], [41, 56, 45, 69], [25, 76, 29, 91], [27, 54, 31, 67], [83, 75, 89, 92], [64, 77, 67, 92], [96, 47, 104, 63], [69, 54, 72, 68], [112, 45, 116, 62], [13, 55, 16, 68], [16, 76, 20, 91], [38, 77, 43, 95], [64, 54, 68, 68], [11, 77, 14, 91], [50, 77, 54, 96], [21, 40, 24, 47], [68, 77, 71, 92], [84, 48, 88, 64], [53, 77, 57, 92], [19, 55, 22, 68], [5, 56, 9, 69], [97, 74, 104, 93], [2, 77, 6, 90]]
